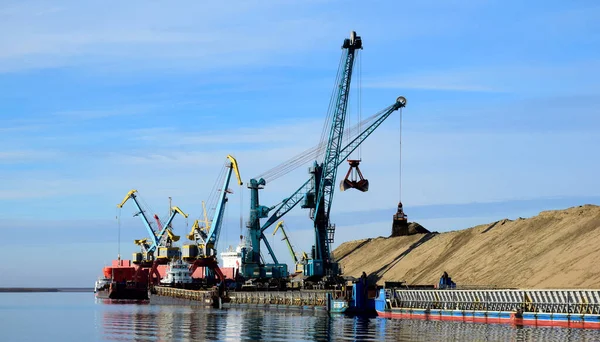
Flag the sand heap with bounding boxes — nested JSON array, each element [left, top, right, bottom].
[[333, 204, 600, 289]]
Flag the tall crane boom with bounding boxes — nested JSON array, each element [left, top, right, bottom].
[[313, 30, 362, 223], [189, 155, 242, 257], [242, 97, 406, 277], [241, 31, 407, 282], [261, 98, 407, 235], [273, 221, 298, 265], [309, 32, 362, 275], [242, 32, 361, 279], [186, 201, 210, 241], [273, 221, 308, 274], [152, 206, 188, 252], [117, 189, 158, 249]]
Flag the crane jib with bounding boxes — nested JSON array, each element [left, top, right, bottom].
[[117, 189, 191, 255], [259, 101, 404, 235], [313, 36, 361, 223], [307, 32, 363, 268], [195, 155, 243, 257], [127, 192, 160, 249]]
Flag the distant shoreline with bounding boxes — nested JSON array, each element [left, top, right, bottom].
[[0, 288, 93, 293]]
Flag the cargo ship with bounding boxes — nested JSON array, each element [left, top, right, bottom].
[[219, 244, 242, 280], [94, 258, 149, 300]]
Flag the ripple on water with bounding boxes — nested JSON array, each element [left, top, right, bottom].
[[96, 303, 600, 342]]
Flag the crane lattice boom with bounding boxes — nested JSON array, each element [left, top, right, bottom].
[[241, 30, 407, 282]]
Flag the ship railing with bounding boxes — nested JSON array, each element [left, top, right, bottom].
[[227, 290, 328, 307], [388, 288, 600, 314]]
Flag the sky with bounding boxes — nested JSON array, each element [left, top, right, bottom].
[[1, 0, 599, 287]]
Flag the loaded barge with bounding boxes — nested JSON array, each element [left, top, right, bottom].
[[149, 285, 350, 313], [375, 283, 600, 329]]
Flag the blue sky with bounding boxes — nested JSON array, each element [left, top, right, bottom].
[[1, 0, 599, 287]]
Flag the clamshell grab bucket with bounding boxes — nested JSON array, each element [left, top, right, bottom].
[[340, 160, 369, 192]]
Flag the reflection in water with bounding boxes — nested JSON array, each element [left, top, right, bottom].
[[98, 301, 600, 342], [241, 307, 264, 341], [314, 313, 333, 341]]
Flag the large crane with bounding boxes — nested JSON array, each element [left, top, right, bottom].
[[117, 189, 156, 254], [242, 97, 406, 280], [241, 30, 407, 283], [273, 221, 307, 274], [185, 155, 242, 285], [305, 31, 362, 278], [117, 189, 188, 259], [243, 31, 361, 280], [153, 210, 188, 260], [187, 155, 242, 257], [186, 201, 210, 241]]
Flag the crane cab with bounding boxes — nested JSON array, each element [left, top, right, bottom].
[[157, 247, 180, 260], [182, 244, 199, 261]]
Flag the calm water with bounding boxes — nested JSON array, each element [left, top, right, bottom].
[[1, 293, 600, 341]]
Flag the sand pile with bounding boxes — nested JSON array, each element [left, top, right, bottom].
[[333, 204, 600, 289]]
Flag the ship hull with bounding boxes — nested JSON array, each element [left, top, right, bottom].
[[95, 282, 148, 300], [375, 308, 600, 329], [375, 288, 600, 330]]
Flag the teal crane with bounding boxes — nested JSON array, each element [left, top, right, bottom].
[[241, 30, 407, 281], [187, 155, 243, 258], [185, 155, 242, 284]]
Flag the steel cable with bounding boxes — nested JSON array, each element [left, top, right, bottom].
[[256, 110, 382, 182]]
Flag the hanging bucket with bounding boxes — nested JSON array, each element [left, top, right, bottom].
[[340, 160, 369, 192]]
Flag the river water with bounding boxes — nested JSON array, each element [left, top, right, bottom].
[[2, 292, 600, 341]]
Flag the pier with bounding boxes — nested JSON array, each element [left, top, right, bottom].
[[151, 286, 348, 311], [151, 286, 219, 306], [226, 290, 340, 307]]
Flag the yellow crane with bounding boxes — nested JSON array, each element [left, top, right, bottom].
[[273, 221, 307, 274], [117, 189, 188, 262], [185, 155, 243, 260], [187, 201, 211, 241]]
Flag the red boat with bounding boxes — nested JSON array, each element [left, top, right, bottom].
[[94, 259, 148, 300]]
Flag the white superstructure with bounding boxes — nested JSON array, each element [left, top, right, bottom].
[[220, 244, 242, 270], [160, 259, 193, 286], [94, 277, 111, 293]]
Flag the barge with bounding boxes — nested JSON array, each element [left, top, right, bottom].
[[149, 285, 349, 313], [375, 287, 600, 329]]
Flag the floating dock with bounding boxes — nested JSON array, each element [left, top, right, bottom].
[[150, 286, 348, 312], [151, 286, 219, 306], [224, 289, 347, 313]]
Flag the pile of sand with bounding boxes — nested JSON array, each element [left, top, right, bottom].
[[333, 204, 600, 289]]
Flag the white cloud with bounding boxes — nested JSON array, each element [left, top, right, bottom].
[[0, 1, 340, 73], [365, 72, 497, 92], [364, 62, 600, 94], [53, 104, 155, 119], [0, 149, 61, 163]]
